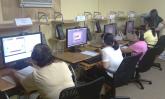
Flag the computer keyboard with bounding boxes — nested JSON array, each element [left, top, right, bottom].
[[83, 54, 102, 64]]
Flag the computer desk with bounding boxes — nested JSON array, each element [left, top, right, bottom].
[[55, 45, 98, 64], [0, 78, 16, 98]]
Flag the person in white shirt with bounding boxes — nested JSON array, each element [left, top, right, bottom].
[[97, 33, 123, 85]]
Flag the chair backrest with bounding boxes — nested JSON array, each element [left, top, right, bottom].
[[113, 54, 141, 87], [55, 23, 65, 40], [77, 77, 104, 99], [59, 86, 78, 99], [138, 46, 164, 72], [155, 35, 165, 48]]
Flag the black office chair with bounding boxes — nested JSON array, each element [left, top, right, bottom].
[[132, 46, 164, 89], [151, 35, 165, 70], [59, 77, 104, 99], [106, 54, 141, 99]]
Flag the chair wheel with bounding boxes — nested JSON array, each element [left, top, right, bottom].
[[160, 68, 163, 71], [149, 82, 152, 84], [140, 87, 144, 90]]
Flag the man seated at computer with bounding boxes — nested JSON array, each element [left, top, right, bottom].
[[0, 44, 75, 99], [121, 32, 148, 59]]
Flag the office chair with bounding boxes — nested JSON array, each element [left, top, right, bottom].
[[59, 77, 104, 99], [106, 54, 141, 99], [55, 23, 65, 40], [132, 46, 164, 89], [148, 35, 165, 71]]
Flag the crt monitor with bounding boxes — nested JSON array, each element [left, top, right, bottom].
[[125, 21, 134, 34], [66, 27, 87, 48], [104, 23, 117, 35], [1, 32, 42, 64]]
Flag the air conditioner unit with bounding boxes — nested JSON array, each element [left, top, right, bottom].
[[20, 0, 53, 8]]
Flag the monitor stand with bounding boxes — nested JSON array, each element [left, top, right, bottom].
[[68, 46, 81, 52]]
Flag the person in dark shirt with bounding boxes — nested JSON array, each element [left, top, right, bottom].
[[145, 9, 165, 36]]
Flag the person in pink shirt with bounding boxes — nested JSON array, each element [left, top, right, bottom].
[[121, 33, 148, 59]]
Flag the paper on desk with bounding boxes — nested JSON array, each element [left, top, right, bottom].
[[81, 51, 99, 56], [17, 66, 35, 77], [1, 76, 16, 85]]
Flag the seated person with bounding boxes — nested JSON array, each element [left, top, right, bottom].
[[0, 44, 75, 99], [143, 20, 158, 48], [97, 33, 123, 84], [121, 33, 148, 59]]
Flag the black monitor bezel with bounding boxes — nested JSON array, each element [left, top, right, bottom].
[[124, 21, 134, 35], [66, 27, 88, 48], [104, 23, 117, 35], [0, 32, 42, 65]]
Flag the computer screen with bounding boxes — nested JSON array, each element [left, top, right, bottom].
[[125, 21, 134, 34], [1, 32, 42, 64], [95, 20, 102, 33], [66, 27, 87, 48], [104, 23, 117, 35]]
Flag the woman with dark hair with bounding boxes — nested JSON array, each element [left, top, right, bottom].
[[101, 33, 123, 78], [145, 9, 165, 36], [121, 33, 148, 59], [0, 44, 74, 99], [143, 21, 158, 48]]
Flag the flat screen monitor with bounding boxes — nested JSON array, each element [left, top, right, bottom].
[[1, 32, 42, 64], [125, 21, 134, 34], [104, 23, 117, 35], [66, 27, 87, 48]]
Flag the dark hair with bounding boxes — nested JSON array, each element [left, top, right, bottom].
[[150, 9, 158, 18], [144, 19, 157, 37], [103, 33, 119, 50], [31, 44, 55, 67]]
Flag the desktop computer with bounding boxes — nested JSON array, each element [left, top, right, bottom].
[[66, 27, 87, 52], [125, 21, 134, 34], [1, 32, 42, 69], [104, 23, 117, 35]]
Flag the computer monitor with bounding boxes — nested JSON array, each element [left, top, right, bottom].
[[95, 20, 102, 33], [125, 21, 134, 34], [104, 23, 117, 35], [1, 32, 42, 64], [66, 27, 87, 52]]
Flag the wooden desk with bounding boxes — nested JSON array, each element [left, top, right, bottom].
[[0, 78, 16, 92], [55, 52, 92, 64], [55, 46, 98, 64]]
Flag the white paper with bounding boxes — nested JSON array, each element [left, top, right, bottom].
[[81, 50, 99, 56], [17, 66, 35, 76], [1, 76, 16, 85], [15, 18, 33, 26]]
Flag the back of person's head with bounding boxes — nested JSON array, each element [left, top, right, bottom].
[[134, 32, 144, 41], [144, 19, 157, 37], [103, 33, 119, 50], [150, 9, 158, 18], [31, 44, 55, 67]]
